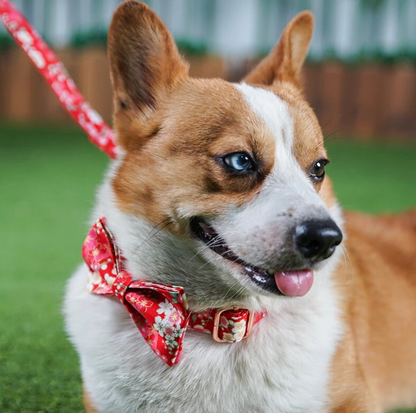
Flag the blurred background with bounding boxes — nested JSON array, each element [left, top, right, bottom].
[[1, 0, 416, 138], [1, 1, 415, 412]]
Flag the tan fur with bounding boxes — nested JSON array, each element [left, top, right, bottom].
[[328, 211, 416, 412], [108, 0, 188, 151], [83, 386, 99, 413], [111, 79, 277, 235], [244, 11, 313, 90], [83, 2, 416, 412]]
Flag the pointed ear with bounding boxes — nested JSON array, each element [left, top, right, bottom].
[[244, 11, 313, 89], [108, 1, 188, 117]]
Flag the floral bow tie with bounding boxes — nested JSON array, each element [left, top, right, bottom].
[[82, 218, 266, 366]]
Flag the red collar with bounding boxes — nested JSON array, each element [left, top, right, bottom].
[[82, 218, 266, 366]]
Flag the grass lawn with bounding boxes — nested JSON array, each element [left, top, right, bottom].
[[0, 122, 415, 412]]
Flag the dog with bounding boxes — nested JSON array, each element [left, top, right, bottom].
[[64, 1, 416, 412]]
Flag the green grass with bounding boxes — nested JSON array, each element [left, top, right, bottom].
[[0, 123, 107, 413], [0, 122, 415, 412]]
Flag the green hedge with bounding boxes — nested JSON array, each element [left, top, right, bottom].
[[0, 33, 13, 50], [1, 28, 415, 64], [70, 30, 209, 57]]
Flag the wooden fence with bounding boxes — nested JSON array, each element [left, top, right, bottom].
[[1, 47, 415, 140], [304, 63, 416, 140]]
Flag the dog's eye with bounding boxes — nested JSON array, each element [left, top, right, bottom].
[[309, 159, 329, 181], [223, 152, 253, 172]]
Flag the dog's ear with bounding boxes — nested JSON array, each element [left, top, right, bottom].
[[108, 1, 188, 118], [244, 11, 313, 90]]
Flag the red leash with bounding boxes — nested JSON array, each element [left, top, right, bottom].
[[0, 0, 118, 159]]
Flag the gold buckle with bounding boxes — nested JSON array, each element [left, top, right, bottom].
[[212, 307, 255, 343]]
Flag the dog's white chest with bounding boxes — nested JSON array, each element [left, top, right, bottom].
[[65, 266, 342, 413]]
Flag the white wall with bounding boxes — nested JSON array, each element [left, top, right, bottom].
[[1, 0, 415, 60]]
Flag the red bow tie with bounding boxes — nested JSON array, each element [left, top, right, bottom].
[[82, 218, 266, 366]]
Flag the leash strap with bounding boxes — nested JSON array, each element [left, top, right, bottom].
[[0, 0, 118, 158]]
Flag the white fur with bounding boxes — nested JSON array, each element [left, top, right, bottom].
[[234, 82, 329, 216], [64, 84, 345, 412], [235, 83, 295, 169], [65, 250, 343, 413]]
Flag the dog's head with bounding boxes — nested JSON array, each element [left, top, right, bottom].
[[104, 1, 343, 306]]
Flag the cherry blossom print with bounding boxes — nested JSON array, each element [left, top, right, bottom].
[[168, 310, 183, 326], [157, 300, 175, 316], [153, 316, 167, 337]]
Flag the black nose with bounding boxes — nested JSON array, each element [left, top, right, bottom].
[[295, 220, 343, 261]]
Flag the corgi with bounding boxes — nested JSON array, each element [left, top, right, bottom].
[[64, 1, 416, 412]]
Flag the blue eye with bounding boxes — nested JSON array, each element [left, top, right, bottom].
[[223, 152, 253, 172]]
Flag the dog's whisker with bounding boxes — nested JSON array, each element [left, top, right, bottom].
[[323, 126, 347, 142], [195, 260, 213, 273], [148, 217, 172, 238], [133, 219, 173, 255], [222, 279, 246, 302], [187, 244, 213, 264], [186, 235, 223, 265], [339, 243, 355, 281]]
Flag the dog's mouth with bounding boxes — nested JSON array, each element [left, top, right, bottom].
[[190, 218, 314, 297]]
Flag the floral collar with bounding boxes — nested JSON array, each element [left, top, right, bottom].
[[82, 218, 266, 366]]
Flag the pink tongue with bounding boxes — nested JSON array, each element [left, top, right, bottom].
[[274, 270, 314, 297]]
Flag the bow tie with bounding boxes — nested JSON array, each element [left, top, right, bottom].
[[82, 218, 266, 366]]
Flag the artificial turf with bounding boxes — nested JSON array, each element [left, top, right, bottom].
[[0, 122, 415, 413]]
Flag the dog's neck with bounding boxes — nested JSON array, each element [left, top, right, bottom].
[[92, 172, 252, 311]]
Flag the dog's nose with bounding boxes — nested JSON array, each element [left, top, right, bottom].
[[295, 220, 343, 261]]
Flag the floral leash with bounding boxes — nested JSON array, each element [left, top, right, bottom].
[[0, 0, 118, 158], [83, 219, 266, 366]]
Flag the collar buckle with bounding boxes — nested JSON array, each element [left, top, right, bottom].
[[212, 307, 255, 343]]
